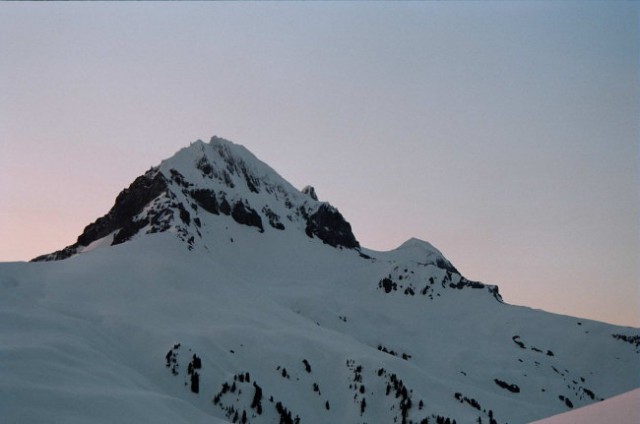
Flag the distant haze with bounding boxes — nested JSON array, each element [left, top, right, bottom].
[[1, 2, 638, 327]]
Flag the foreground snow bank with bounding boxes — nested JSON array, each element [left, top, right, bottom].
[[530, 388, 640, 424]]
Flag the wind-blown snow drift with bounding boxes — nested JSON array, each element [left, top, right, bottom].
[[2, 136, 638, 424]]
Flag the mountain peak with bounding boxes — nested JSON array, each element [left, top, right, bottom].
[[398, 237, 440, 252], [32, 135, 360, 261], [387, 237, 459, 274], [210, 135, 230, 145]]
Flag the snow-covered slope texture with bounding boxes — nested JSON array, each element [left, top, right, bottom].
[[3, 136, 638, 424], [530, 388, 640, 424]]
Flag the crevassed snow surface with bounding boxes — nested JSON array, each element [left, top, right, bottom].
[[2, 137, 638, 424]]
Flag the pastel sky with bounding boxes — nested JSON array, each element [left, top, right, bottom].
[[1, 2, 638, 327]]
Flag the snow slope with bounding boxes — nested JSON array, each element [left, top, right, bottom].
[[2, 136, 638, 424], [530, 388, 640, 424]]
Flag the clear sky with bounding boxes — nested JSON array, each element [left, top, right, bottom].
[[1, 2, 638, 327]]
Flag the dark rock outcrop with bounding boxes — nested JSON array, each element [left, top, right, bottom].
[[31, 245, 78, 262], [190, 189, 220, 215], [262, 206, 285, 230], [32, 170, 168, 261], [305, 204, 359, 249], [301, 185, 318, 201], [436, 257, 459, 274], [80, 171, 168, 246], [231, 202, 264, 232]]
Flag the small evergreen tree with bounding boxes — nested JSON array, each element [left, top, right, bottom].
[[251, 382, 263, 414], [190, 372, 200, 393], [192, 354, 202, 369]]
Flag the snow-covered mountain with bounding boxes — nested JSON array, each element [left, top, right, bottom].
[[2, 136, 638, 424], [32, 136, 361, 262]]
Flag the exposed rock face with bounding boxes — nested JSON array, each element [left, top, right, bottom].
[[262, 206, 285, 230], [190, 189, 221, 215], [305, 204, 359, 249], [231, 202, 264, 233], [301, 185, 318, 201], [31, 244, 78, 262], [33, 170, 168, 262], [81, 170, 168, 245]]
